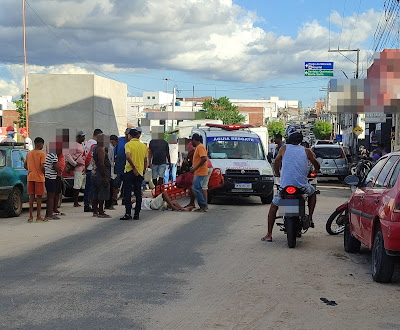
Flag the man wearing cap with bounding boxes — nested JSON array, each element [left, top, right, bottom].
[[120, 129, 148, 220], [113, 128, 131, 205], [20, 128, 33, 150], [66, 131, 86, 207], [1, 126, 16, 143]]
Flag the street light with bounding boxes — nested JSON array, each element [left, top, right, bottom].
[[163, 78, 171, 94]]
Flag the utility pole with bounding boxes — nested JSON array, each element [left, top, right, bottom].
[[328, 48, 360, 78], [192, 86, 195, 112], [172, 86, 176, 130], [23, 0, 28, 133]]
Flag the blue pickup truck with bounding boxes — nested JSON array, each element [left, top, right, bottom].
[[0, 142, 64, 217], [0, 142, 29, 216]]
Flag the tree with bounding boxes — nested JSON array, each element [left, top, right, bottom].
[[313, 121, 332, 140], [203, 97, 245, 125], [13, 94, 26, 127], [265, 119, 285, 138]]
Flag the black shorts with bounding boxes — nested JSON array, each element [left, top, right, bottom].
[[93, 178, 110, 201], [45, 178, 57, 193], [55, 176, 62, 194]]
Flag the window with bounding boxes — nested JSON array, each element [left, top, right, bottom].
[[374, 156, 400, 188], [363, 157, 387, 188], [0, 150, 6, 167], [152, 96, 156, 99], [147, 96, 150, 99], [207, 139, 264, 160], [388, 160, 400, 188], [313, 147, 344, 159], [12, 150, 27, 169]]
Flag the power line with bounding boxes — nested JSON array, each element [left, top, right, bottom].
[[348, 0, 361, 49], [338, 0, 347, 49]]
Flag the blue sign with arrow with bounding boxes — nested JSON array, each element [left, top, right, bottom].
[[305, 62, 334, 70]]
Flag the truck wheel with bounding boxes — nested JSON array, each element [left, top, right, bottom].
[[372, 230, 395, 283], [344, 222, 361, 253], [5, 187, 23, 217], [261, 193, 273, 204]]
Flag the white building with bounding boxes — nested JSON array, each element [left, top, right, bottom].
[[127, 96, 144, 126], [143, 91, 173, 107], [0, 96, 16, 127]]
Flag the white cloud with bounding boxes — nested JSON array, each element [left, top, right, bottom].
[[0, 1, 382, 96]]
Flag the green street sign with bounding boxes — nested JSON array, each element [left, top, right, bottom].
[[304, 69, 334, 76]]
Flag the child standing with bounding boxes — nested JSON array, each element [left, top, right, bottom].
[[24, 137, 46, 222]]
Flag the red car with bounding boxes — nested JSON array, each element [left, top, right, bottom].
[[345, 152, 400, 283]]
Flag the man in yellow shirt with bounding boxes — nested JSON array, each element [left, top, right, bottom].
[[190, 133, 209, 212], [120, 129, 148, 220]]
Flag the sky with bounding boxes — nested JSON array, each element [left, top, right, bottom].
[[0, 0, 393, 107]]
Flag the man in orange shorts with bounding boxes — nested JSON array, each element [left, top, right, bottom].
[[24, 137, 46, 222]]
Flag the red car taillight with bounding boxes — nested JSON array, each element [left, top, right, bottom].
[[286, 186, 296, 194], [310, 172, 317, 178]]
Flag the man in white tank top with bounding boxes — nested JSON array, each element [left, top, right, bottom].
[[261, 132, 320, 242]]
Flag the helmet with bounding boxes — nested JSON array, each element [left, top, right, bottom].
[[284, 126, 296, 139], [288, 132, 303, 144], [285, 125, 303, 144], [6, 126, 14, 132]]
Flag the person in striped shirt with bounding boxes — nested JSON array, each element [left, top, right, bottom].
[[44, 146, 61, 220]]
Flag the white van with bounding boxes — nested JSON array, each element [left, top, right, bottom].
[[191, 124, 274, 204]]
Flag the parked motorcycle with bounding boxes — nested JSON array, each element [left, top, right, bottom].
[[349, 147, 373, 180], [326, 201, 348, 235]]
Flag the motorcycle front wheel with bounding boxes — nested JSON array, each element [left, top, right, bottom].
[[326, 210, 346, 235], [285, 217, 297, 248]]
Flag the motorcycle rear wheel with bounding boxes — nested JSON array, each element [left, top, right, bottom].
[[286, 217, 297, 248], [326, 210, 346, 235]]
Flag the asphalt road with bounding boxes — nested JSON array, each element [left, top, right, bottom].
[[0, 183, 399, 329]]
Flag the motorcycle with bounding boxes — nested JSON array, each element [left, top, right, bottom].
[[326, 201, 348, 235], [350, 147, 373, 180], [276, 185, 313, 248]]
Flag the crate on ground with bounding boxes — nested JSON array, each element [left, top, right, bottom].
[[151, 168, 224, 200], [151, 182, 190, 200]]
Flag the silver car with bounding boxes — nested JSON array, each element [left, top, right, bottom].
[[312, 145, 348, 181]]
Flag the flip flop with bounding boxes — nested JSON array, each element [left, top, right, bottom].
[[261, 237, 273, 242], [27, 219, 34, 223], [35, 219, 48, 223], [54, 212, 66, 216], [193, 208, 207, 212]]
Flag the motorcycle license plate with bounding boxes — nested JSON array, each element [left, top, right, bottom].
[[321, 169, 335, 174], [278, 199, 305, 216], [234, 183, 252, 189]]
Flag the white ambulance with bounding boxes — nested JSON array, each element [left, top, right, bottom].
[[191, 124, 274, 204]]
